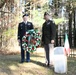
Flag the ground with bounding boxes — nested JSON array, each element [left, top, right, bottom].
[[0, 48, 76, 75]]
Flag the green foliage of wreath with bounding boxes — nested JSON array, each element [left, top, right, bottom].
[[22, 29, 41, 53]]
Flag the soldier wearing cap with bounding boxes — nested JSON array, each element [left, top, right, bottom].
[[18, 14, 34, 63], [42, 12, 56, 66]]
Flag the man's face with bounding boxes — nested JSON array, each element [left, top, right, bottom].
[[23, 16, 28, 22], [44, 15, 49, 21]]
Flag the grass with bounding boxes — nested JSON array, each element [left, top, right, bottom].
[[0, 51, 76, 75]]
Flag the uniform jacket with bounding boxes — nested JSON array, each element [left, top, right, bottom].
[[18, 22, 34, 40], [42, 20, 56, 44]]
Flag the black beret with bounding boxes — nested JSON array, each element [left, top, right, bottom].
[[22, 14, 29, 17], [44, 12, 49, 16]]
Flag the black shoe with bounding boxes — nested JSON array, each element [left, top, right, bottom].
[[47, 64, 50, 67], [46, 63, 50, 67], [26, 60, 30, 62]]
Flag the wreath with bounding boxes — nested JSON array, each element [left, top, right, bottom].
[[22, 29, 41, 52]]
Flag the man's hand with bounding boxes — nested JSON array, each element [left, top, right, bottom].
[[51, 40, 55, 44]]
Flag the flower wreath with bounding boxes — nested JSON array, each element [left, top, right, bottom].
[[22, 29, 41, 52]]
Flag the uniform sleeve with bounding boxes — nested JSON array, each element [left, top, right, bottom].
[[50, 21, 56, 40], [17, 23, 21, 40], [42, 25, 44, 42], [31, 23, 34, 29]]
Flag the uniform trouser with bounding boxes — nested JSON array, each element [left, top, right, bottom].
[[44, 44, 54, 65], [21, 44, 25, 61], [20, 41, 30, 62]]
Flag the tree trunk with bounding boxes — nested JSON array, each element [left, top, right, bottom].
[[74, 8, 76, 47], [69, 12, 72, 48]]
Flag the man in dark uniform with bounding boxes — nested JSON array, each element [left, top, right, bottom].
[[18, 14, 34, 63], [42, 12, 56, 66]]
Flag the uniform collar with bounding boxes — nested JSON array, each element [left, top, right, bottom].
[[23, 21, 28, 24], [45, 19, 50, 23]]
